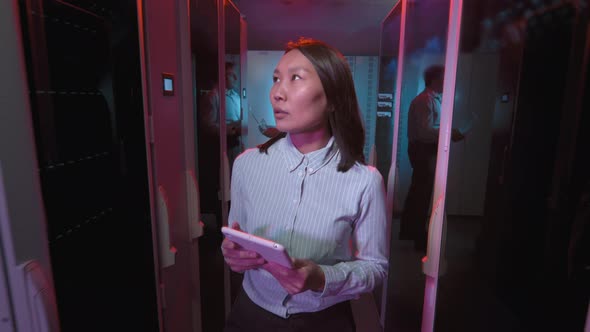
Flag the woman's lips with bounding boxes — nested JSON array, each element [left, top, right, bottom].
[[274, 109, 288, 119]]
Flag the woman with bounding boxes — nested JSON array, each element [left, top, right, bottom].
[[221, 37, 388, 332]]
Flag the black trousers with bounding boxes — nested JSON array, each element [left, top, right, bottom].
[[224, 290, 356, 332], [399, 141, 437, 250]]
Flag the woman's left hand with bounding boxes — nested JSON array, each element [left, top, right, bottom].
[[262, 259, 326, 295]]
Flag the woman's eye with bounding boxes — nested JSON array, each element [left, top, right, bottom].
[[292, 74, 301, 80], [272, 76, 279, 83]]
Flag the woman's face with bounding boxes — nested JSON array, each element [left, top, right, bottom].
[[270, 49, 329, 135]]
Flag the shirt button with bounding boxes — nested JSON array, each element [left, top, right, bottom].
[[298, 171, 304, 177], [293, 199, 298, 204], [307, 167, 314, 173]]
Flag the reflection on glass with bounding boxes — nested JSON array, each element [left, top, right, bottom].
[[400, 64, 450, 252], [225, 2, 242, 169], [224, 0, 245, 309], [377, 6, 401, 329], [375, 10, 400, 185], [191, 0, 225, 331], [225, 62, 242, 163], [382, 1, 451, 331]]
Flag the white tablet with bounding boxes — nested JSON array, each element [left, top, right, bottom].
[[221, 227, 293, 268]]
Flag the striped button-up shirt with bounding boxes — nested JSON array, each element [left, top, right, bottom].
[[228, 135, 388, 318]]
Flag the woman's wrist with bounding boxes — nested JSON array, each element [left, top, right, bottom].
[[312, 265, 326, 291]]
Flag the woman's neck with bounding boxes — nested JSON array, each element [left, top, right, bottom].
[[289, 129, 331, 154]]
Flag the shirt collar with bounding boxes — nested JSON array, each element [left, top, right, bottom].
[[278, 135, 338, 174], [425, 87, 442, 101]]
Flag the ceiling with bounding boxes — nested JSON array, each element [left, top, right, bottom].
[[233, 0, 398, 55]]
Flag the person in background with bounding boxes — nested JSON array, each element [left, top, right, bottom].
[[224, 62, 243, 164], [202, 62, 243, 166], [220, 37, 389, 332], [399, 65, 464, 252]]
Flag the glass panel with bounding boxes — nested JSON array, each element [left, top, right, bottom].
[[436, 2, 590, 331], [225, 2, 243, 170], [381, 0, 452, 331], [224, 0, 245, 308], [375, 5, 401, 185], [377, 5, 402, 327], [191, 1, 225, 331]]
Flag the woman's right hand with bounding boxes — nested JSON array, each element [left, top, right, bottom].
[[221, 222, 266, 273]]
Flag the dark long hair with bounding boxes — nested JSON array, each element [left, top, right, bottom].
[[258, 37, 365, 172]]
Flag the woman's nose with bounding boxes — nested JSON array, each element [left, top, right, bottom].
[[271, 84, 285, 102]]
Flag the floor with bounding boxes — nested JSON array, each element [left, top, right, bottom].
[[383, 215, 521, 332]]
